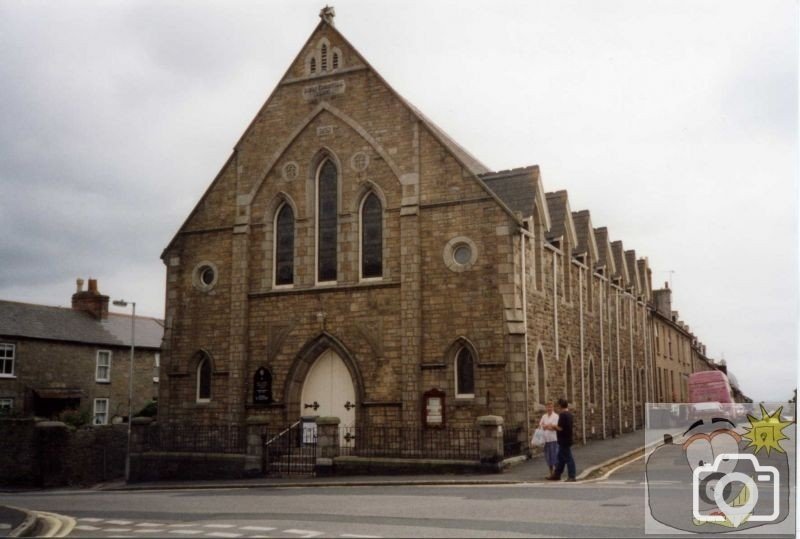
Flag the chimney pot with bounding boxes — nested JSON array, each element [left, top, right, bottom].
[[71, 278, 109, 319]]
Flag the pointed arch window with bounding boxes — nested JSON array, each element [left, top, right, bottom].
[[274, 203, 295, 286], [360, 192, 383, 279], [536, 352, 546, 405], [565, 355, 574, 403], [638, 368, 644, 403], [455, 346, 475, 397], [310, 57, 317, 74], [317, 159, 338, 282], [197, 354, 211, 403], [321, 43, 328, 71]]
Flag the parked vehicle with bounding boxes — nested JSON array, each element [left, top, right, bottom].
[[688, 371, 734, 404]]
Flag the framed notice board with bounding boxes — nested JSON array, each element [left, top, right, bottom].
[[422, 387, 446, 429]]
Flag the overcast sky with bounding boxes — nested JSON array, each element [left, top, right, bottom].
[[0, 1, 796, 402]]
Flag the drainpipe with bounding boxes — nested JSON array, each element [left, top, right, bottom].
[[599, 275, 606, 439], [615, 286, 622, 434], [578, 262, 586, 445], [629, 294, 635, 430], [553, 251, 559, 365]]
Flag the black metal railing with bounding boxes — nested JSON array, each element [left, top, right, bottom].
[[338, 426, 480, 460], [503, 425, 524, 457], [145, 424, 246, 454], [263, 421, 317, 476]]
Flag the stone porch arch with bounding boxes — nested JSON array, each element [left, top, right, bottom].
[[283, 332, 365, 420]]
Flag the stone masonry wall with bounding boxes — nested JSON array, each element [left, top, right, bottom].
[[0, 419, 127, 487], [0, 338, 158, 420]]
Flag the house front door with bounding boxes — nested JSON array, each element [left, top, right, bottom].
[[300, 349, 356, 446]]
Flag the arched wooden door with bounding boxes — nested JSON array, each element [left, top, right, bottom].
[[300, 349, 356, 445]]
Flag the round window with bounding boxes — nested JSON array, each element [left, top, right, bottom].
[[443, 236, 478, 272], [453, 244, 472, 265], [193, 261, 219, 291], [200, 266, 215, 286]]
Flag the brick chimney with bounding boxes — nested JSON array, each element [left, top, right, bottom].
[[652, 281, 672, 318], [71, 278, 109, 320]]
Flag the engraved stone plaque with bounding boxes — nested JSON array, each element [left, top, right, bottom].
[[302, 80, 346, 101]]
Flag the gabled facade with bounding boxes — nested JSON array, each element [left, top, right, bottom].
[[157, 10, 742, 453]]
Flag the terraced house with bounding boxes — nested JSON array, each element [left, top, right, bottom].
[[156, 9, 734, 458], [0, 279, 162, 423]]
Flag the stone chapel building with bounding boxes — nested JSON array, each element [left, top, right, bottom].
[[157, 8, 727, 447]]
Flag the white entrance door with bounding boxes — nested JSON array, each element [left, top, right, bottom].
[[300, 350, 356, 446]]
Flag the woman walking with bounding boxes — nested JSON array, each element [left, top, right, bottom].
[[539, 400, 559, 476]]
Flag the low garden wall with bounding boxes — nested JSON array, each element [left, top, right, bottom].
[[0, 418, 127, 487]]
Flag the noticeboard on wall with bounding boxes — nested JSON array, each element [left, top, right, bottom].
[[253, 367, 273, 405], [422, 387, 446, 429]]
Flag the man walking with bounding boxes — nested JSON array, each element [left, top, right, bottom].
[[546, 398, 577, 482]]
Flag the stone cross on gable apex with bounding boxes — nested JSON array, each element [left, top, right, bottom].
[[319, 6, 335, 25]]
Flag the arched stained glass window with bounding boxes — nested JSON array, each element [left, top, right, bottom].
[[197, 355, 211, 402], [361, 193, 382, 279], [455, 347, 475, 397], [536, 352, 546, 405], [317, 160, 338, 282], [275, 204, 294, 286]]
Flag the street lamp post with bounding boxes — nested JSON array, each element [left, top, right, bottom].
[[113, 299, 136, 482]]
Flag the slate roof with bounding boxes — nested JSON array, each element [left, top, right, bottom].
[[0, 300, 163, 349], [572, 210, 592, 257], [479, 166, 539, 218], [594, 228, 612, 270], [611, 241, 628, 283], [545, 191, 569, 241], [637, 258, 650, 296], [625, 250, 639, 291]]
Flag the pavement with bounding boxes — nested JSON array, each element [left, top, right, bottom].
[[1, 428, 655, 536]]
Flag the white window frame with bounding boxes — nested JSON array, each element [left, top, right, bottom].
[[0, 343, 15, 378], [358, 191, 384, 282], [315, 158, 338, 286], [93, 398, 109, 425], [272, 201, 295, 289], [454, 346, 475, 399], [153, 352, 160, 383], [95, 350, 111, 382], [0, 398, 13, 414]]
